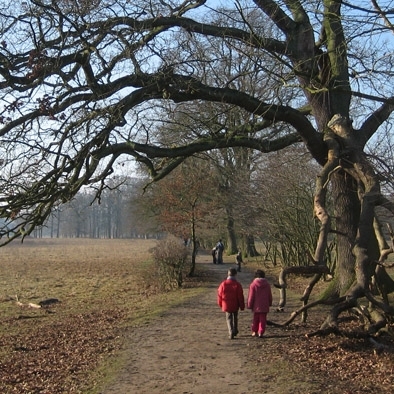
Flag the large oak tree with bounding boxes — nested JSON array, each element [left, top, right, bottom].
[[1, 0, 394, 334]]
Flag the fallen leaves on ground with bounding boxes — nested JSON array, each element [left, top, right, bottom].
[[0, 308, 124, 393], [1, 268, 394, 393], [249, 317, 394, 394]]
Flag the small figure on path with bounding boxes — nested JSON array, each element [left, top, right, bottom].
[[235, 248, 243, 272], [212, 247, 217, 264], [247, 269, 272, 338], [216, 239, 224, 264], [217, 268, 245, 339]]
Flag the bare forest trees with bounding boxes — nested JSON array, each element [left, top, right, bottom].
[[44, 177, 138, 238], [144, 158, 219, 275], [248, 147, 323, 267], [147, 30, 267, 255], [2, 1, 394, 337]]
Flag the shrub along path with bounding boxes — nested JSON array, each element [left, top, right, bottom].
[[100, 252, 393, 394]]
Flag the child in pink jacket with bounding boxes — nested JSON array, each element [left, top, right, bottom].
[[247, 269, 272, 338]]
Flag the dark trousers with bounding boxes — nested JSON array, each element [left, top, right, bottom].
[[225, 311, 239, 337], [212, 251, 217, 264], [217, 251, 223, 264]]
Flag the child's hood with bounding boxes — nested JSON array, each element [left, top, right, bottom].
[[253, 278, 269, 288]]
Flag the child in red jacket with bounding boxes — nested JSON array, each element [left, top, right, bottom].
[[247, 269, 272, 338], [217, 268, 245, 339]]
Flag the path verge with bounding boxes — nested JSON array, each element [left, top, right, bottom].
[[100, 254, 391, 394]]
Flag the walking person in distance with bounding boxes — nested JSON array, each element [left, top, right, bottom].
[[212, 246, 217, 264], [235, 248, 243, 272], [216, 239, 224, 264]]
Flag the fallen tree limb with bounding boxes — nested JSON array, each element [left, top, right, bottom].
[[271, 295, 345, 327], [275, 265, 331, 311]]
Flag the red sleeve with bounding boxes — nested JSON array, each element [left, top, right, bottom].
[[247, 283, 254, 309], [217, 283, 223, 308]]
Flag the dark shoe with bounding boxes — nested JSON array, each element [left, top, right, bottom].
[[229, 333, 234, 339], [233, 330, 238, 337], [258, 333, 264, 338]]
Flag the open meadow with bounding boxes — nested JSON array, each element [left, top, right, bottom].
[[0, 238, 206, 393], [2, 238, 394, 394]]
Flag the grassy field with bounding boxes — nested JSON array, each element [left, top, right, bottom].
[[3, 238, 394, 394], [1, 238, 156, 316], [0, 237, 206, 393]]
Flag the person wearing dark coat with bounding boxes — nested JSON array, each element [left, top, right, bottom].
[[235, 249, 243, 272], [216, 239, 224, 264], [212, 247, 217, 264]]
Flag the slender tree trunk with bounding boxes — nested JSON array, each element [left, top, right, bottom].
[[189, 202, 197, 277], [245, 234, 259, 257], [225, 208, 238, 255]]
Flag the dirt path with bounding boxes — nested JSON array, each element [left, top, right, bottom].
[[100, 255, 333, 394]]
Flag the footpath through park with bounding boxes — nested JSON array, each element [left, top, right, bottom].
[[100, 252, 325, 394]]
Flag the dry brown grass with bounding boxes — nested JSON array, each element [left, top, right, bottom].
[[0, 237, 206, 393], [3, 239, 394, 394], [0, 238, 157, 316]]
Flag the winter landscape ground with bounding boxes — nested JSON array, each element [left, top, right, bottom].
[[0, 238, 393, 393]]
